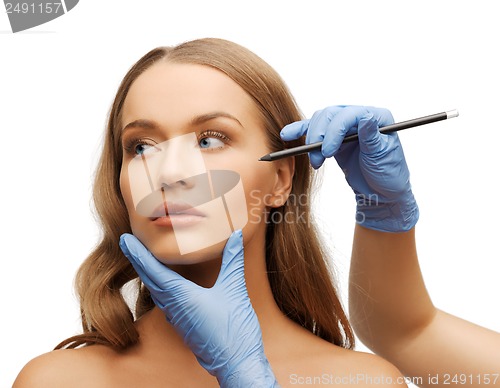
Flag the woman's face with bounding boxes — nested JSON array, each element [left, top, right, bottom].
[[119, 62, 288, 265]]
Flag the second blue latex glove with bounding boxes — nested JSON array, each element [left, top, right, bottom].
[[119, 230, 279, 387], [281, 105, 419, 232]]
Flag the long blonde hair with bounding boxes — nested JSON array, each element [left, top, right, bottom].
[[56, 38, 354, 350]]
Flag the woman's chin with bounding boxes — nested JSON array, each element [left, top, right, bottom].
[[148, 239, 226, 265]]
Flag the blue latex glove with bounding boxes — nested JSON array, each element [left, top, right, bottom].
[[119, 230, 280, 387], [281, 105, 419, 232]]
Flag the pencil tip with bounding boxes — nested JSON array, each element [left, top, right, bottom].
[[259, 154, 272, 161]]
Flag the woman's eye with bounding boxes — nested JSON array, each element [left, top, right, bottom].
[[123, 137, 159, 157], [134, 143, 155, 155], [199, 136, 225, 149]]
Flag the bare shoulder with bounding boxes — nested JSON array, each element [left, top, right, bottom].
[[336, 348, 406, 381], [279, 336, 407, 387], [306, 347, 407, 387], [13, 346, 115, 388]]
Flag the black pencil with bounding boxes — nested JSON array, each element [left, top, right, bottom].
[[259, 109, 459, 162]]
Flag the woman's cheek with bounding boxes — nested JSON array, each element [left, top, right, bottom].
[[119, 169, 134, 212], [245, 187, 273, 226]]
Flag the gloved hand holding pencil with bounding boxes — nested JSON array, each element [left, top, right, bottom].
[[280, 105, 419, 233]]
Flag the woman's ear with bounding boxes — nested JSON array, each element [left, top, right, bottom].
[[270, 156, 295, 207]]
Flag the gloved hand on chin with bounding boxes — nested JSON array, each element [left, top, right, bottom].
[[119, 230, 280, 387]]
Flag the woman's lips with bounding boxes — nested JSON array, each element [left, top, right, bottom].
[[151, 214, 205, 227], [149, 202, 206, 227]]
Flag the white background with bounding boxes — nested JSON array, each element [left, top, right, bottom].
[[1, 1, 499, 386]]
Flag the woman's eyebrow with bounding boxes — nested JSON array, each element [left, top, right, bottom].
[[122, 111, 244, 135], [122, 119, 159, 135], [190, 111, 243, 128]]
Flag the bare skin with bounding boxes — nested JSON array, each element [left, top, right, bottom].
[[14, 222, 405, 387], [14, 63, 406, 387], [349, 225, 500, 387], [15, 299, 405, 387]]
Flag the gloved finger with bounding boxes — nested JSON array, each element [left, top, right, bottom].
[[119, 233, 193, 292], [358, 114, 385, 155], [306, 106, 346, 168], [280, 119, 310, 141], [321, 106, 369, 157], [322, 106, 395, 158], [307, 105, 348, 144], [306, 110, 327, 168], [371, 106, 395, 127], [216, 229, 245, 289]]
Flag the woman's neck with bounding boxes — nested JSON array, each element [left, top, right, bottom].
[[146, 226, 290, 342]]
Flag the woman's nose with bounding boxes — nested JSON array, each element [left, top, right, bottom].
[[158, 154, 192, 189], [153, 134, 206, 190]]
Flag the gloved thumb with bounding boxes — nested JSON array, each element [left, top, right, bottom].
[[358, 114, 383, 155], [216, 229, 245, 288], [119, 233, 186, 292]]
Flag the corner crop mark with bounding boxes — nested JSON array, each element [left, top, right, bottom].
[[4, 0, 79, 33]]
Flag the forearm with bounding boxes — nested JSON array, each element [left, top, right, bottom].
[[348, 224, 435, 357], [349, 225, 500, 382]]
